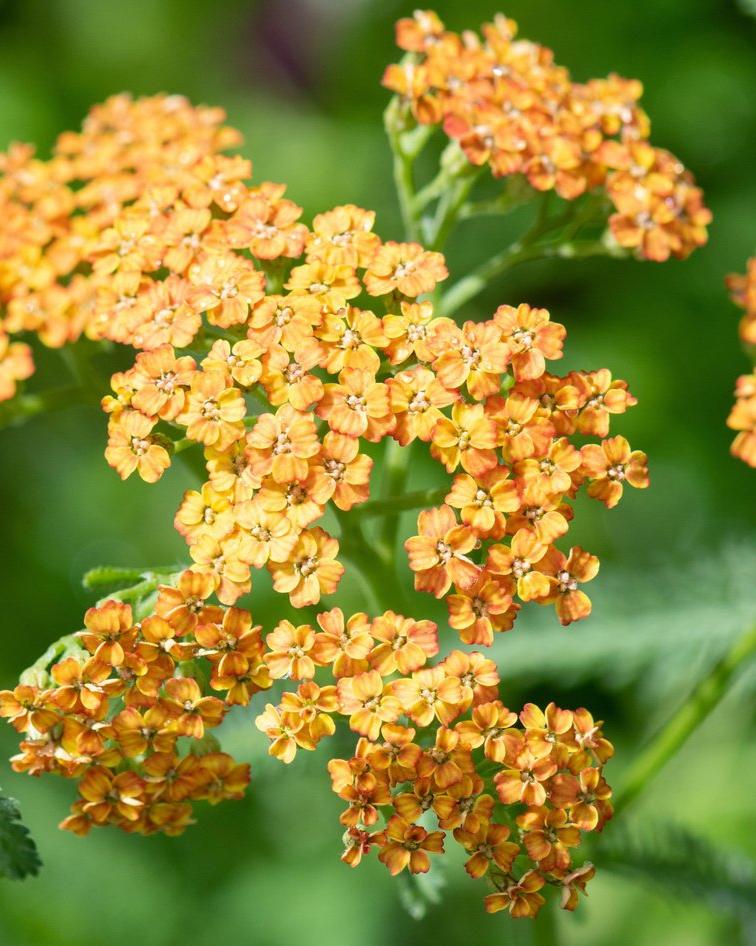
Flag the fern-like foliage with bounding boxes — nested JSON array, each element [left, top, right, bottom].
[[0, 789, 41, 880], [491, 541, 756, 700], [397, 867, 446, 920], [598, 820, 756, 936]]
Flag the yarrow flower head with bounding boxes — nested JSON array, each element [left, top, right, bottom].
[[383, 10, 711, 262]]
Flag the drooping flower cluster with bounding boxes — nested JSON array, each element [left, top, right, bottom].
[[383, 10, 711, 261], [1, 591, 612, 916], [726, 258, 756, 467]]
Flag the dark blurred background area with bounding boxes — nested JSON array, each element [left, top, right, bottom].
[[0, 1, 755, 944]]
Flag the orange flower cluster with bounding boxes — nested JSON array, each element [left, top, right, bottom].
[[2, 593, 612, 917], [79, 166, 644, 620], [726, 258, 756, 467], [0, 94, 243, 399], [0, 94, 647, 626], [1, 591, 253, 836], [383, 10, 711, 261], [405, 377, 648, 633]]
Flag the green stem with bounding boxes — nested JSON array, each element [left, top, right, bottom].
[[427, 168, 482, 251], [377, 438, 413, 562], [613, 624, 756, 817], [458, 176, 537, 220], [334, 509, 399, 615], [357, 486, 447, 519], [99, 574, 169, 606], [438, 234, 626, 317], [172, 437, 194, 454], [384, 98, 426, 242]]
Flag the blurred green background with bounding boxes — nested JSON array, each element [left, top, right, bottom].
[[1, 0, 755, 944]]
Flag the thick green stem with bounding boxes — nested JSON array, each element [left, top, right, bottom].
[[357, 486, 447, 519], [384, 98, 424, 242], [613, 624, 756, 817], [427, 169, 482, 251]]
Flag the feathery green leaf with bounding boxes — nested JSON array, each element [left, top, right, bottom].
[[0, 790, 42, 881]]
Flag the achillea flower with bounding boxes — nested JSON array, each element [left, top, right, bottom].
[[383, 11, 710, 261], [255, 703, 313, 762], [377, 815, 445, 875], [369, 611, 439, 676], [0, 331, 34, 401], [492, 305, 565, 381], [484, 870, 546, 917], [580, 435, 650, 507], [269, 526, 344, 607], [536, 547, 600, 625], [445, 466, 519, 536], [312, 607, 374, 678], [432, 320, 510, 400], [178, 371, 246, 450], [446, 575, 516, 646], [317, 367, 394, 441], [727, 375, 756, 467], [387, 365, 458, 446], [431, 402, 498, 476], [404, 505, 479, 598], [363, 241, 448, 297], [391, 666, 465, 727], [0, 69, 648, 919], [307, 204, 380, 268], [105, 409, 171, 483], [246, 404, 320, 484], [264, 620, 318, 680], [337, 670, 402, 740], [454, 820, 520, 878]]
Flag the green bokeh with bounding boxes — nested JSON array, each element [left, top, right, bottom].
[[0, 1, 754, 944]]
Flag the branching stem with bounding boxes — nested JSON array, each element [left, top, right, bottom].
[[613, 623, 756, 817]]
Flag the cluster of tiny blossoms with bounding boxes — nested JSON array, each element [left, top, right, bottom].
[[0, 94, 243, 399], [383, 10, 711, 262], [0, 92, 640, 916], [51, 100, 648, 625], [726, 258, 756, 467], [1, 589, 612, 915]]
